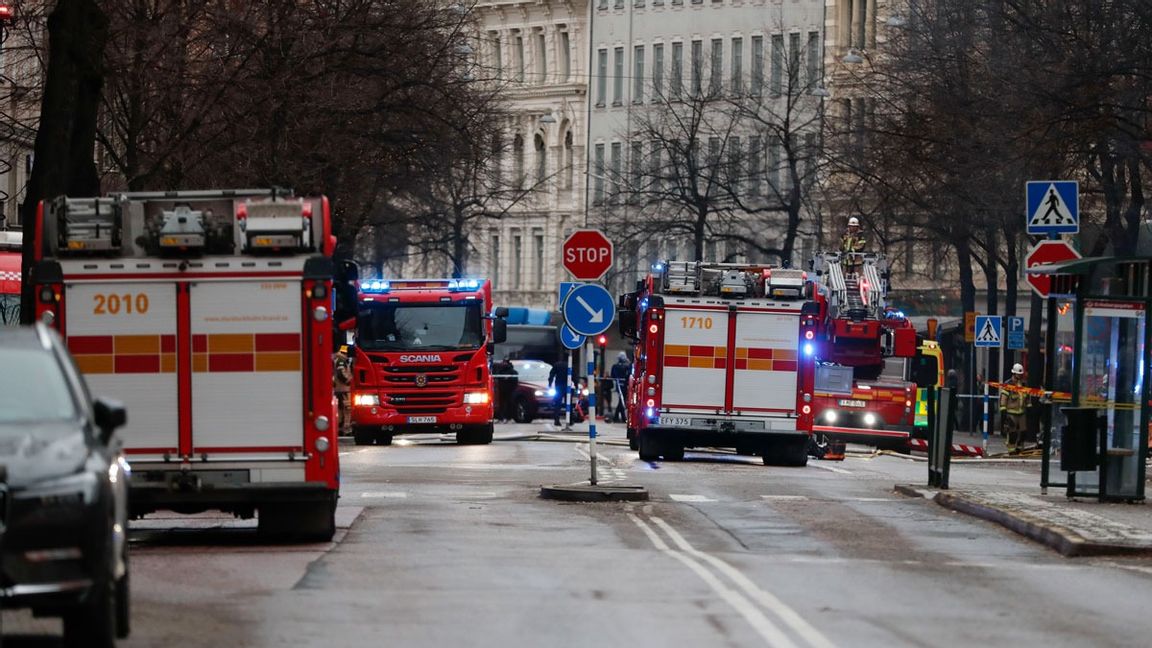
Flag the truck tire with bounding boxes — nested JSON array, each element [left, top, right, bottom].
[[259, 497, 337, 542], [637, 434, 660, 461], [663, 444, 686, 461], [352, 426, 376, 446], [458, 424, 494, 445], [627, 428, 638, 451], [762, 438, 809, 467]]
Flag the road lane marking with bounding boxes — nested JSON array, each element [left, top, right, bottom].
[[809, 463, 852, 474], [650, 516, 837, 648], [360, 491, 408, 499], [671, 494, 718, 503], [761, 495, 809, 501], [628, 513, 800, 648]]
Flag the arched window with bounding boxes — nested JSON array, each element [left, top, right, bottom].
[[563, 129, 574, 190], [534, 133, 546, 186], [512, 134, 524, 189]]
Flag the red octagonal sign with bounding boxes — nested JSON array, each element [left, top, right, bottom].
[[1026, 240, 1080, 298], [562, 229, 614, 280]]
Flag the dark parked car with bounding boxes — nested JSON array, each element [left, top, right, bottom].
[[0, 324, 131, 647], [508, 360, 587, 424]]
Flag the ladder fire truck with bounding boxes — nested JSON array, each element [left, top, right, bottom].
[[350, 278, 506, 446], [30, 189, 341, 540], [618, 261, 819, 466], [807, 251, 918, 450]]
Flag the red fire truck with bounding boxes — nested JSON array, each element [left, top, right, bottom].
[[30, 189, 342, 540], [808, 252, 918, 450], [618, 261, 819, 466], [349, 278, 506, 446]]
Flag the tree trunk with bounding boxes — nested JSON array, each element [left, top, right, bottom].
[[694, 207, 707, 261], [983, 228, 1000, 385], [1002, 229, 1019, 381], [451, 210, 467, 279], [19, 0, 110, 324]]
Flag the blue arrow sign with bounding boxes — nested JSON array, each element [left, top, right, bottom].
[[1026, 181, 1078, 235], [559, 325, 585, 350], [974, 315, 1002, 348], [561, 283, 616, 337]]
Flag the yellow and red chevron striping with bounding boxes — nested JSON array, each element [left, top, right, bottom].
[[69, 333, 300, 374], [664, 345, 797, 371]]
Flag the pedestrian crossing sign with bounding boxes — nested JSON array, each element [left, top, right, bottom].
[[974, 315, 1002, 348], [1026, 181, 1079, 235]]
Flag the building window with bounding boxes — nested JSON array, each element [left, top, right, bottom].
[[533, 229, 545, 289], [513, 134, 525, 189], [489, 32, 503, 79], [707, 137, 721, 184], [633, 45, 645, 103], [536, 31, 548, 84], [615, 0, 624, 8], [728, 136, 741, 192], [534, 133, 546, 186], [491, 132, 504, 185], [748, 135, 763, 196], [613, 46, 624, 105], [598, 0, 607, 9], [690, 40, 702, 97], [564, 130, 574, 190], [770, 34, 783, 95], [630, 140, 644, 200], [751, 35, 763, 94], [610, 141, 622, 203], [670, 42, 683, 98], [559, 30, 572, 81], [709, 38, 723, 97], [650, 141, 663, 193], [653, 44, 664, 98], [806, 31, 820, 87], [731, 37, 743, 95], [512, 231, 523, 289], [596, 48, 608, 106], [789, 32, 801, 87], [768, 141, 781, 194], [490, 233, 501, 288], [514, 32, 526, 83], [593, 143, 606, 204]]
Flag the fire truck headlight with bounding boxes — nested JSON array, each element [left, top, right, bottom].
[[315, 416, 331, 432], [863, 413, 877, 426], [315, 436, 331, 453], [353, 393, 380, 407], [824, 410, 837, 423], [463, 391, 490, 405], [313, 306, 329, 322]]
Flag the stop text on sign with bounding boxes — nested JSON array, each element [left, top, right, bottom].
[[561, 229, 614, 280]]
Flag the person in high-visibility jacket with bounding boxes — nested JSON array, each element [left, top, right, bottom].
[[1000, 363, 1028, 449], [840, 217, 867, 274]]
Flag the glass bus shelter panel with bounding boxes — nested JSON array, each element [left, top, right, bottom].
[[1050, 301, 1077, 460], [1079, 302, 1146, 500]]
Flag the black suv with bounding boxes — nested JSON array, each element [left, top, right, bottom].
[[0, 324, 130, 647]]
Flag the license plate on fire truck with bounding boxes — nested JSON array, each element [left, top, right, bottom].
[[657, 416, 692, 427], [838, 399, 867, 408], [408, 416, 438, 424]]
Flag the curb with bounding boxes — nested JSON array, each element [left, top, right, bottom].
[[900, 485, 1152, 558], [539, 483, 649, 502]]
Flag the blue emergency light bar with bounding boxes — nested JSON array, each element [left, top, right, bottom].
[[360, 278, 485, 294], [362, 280, 391, 293]]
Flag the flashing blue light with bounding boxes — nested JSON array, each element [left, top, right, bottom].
[[639, 297, 649, 311], [652, 262, 665, 272], [547, 387, 557, 398], [646, 407, 656, 420], [803, 342, 814, 356], [363, 280, 390, 293], [449, 278, 482, 291]]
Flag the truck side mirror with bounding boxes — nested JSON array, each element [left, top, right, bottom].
[[492, 318, 508, 344], [93, 398, 127, 445], [618, 311, 637, 339], [494, 306, 510, 318]]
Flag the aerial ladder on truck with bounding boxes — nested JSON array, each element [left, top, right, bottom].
[[807, 251, 919, 451]]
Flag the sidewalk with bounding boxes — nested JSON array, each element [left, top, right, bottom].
[[897, 435, 1152, 556]]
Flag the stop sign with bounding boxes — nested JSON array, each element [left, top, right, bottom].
[[1025, 240, 1081, 298], [562, 229, 614, 280]]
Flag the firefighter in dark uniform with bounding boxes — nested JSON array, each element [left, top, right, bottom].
[[333, 345, 353, 435], [1000, 363, 1028, 449], [840, 216, 867, 275]]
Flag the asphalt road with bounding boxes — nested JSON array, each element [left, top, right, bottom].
[[6, 422, 1152, 647]]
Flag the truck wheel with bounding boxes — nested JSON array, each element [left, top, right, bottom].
[[638, 434, 661, 461], [763, 438, 809, 467], [352, 426, 376, 446], [378, 433, 394, 446], [663, 444, 686, 462], [259, 498, 336, 542], [736, 445, 757, 456], [513, 398, 534, 423], [457, 424, 494, 445], [627, 428, 638, 451]]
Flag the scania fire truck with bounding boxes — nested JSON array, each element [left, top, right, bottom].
[[618, 261, 819, 466], [807, 252, 918, 450], [350, 278, 506, 446], [30, 189, 341, 540]]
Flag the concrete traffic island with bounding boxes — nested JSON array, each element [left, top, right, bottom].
[[540, 483, 649, 502], [896, 484, 1152, 557]]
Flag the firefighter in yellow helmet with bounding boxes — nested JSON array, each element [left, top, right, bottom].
[[1000, 363, 1028, 450], [333, 345, 353, 435], [840, 216, 867, 274]]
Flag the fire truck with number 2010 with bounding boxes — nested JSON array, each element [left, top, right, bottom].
[[31, 189, 342, 540], [618, 261, 820, 466]]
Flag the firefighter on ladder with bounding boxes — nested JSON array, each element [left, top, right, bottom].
[[840, 217, 867, 275], [1000, 363, 1028, 450]]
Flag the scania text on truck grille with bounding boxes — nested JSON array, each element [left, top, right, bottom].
[[31, 189, 341, 541]]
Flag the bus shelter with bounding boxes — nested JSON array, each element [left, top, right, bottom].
[[1029, 257, 1150, 502]]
